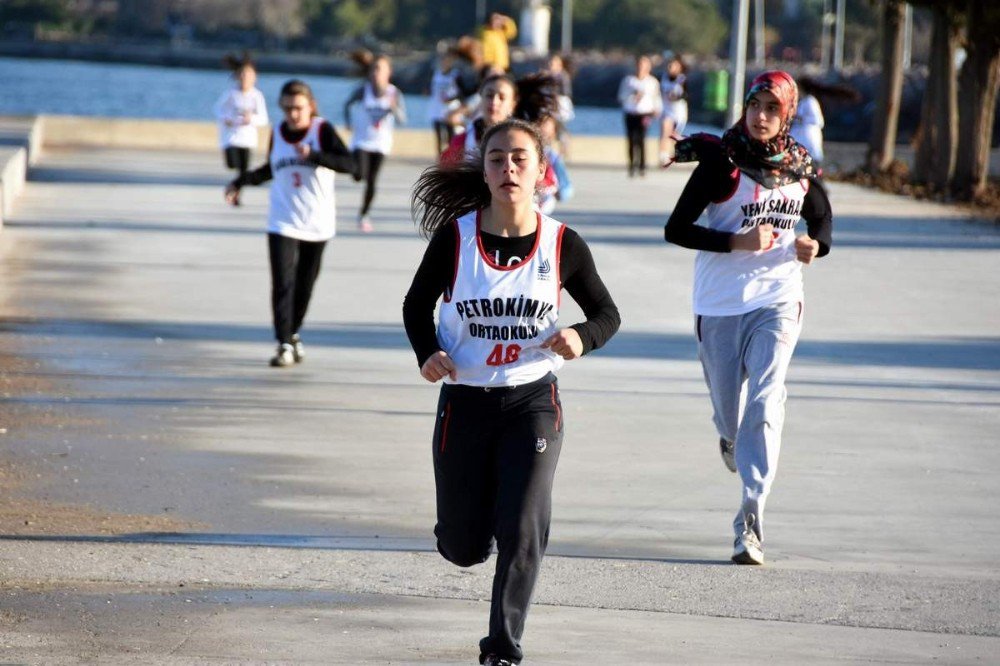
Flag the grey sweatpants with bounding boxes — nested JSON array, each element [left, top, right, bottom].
[[696, 301, 803, 543]]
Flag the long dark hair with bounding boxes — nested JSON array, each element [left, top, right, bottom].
[[478, 73, 560, 124], [223, 52, 255, 76], [411, 119, 547, 239]]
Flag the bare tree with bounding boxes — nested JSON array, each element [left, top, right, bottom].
[[953, 0, 1000, 200], [867, 0, 906, 172], [911, 1, 962, 192]]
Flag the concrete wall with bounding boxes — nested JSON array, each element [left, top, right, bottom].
[[37, 114, 653, 168], [0, 116, 42, 229]]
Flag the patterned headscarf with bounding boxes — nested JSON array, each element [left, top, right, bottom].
[[673, 70, 817, 188]]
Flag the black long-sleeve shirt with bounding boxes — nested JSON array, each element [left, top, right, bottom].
[[403, 223, 621, 367], [231, 121, 357, 188], [664, 159, 833, 256]]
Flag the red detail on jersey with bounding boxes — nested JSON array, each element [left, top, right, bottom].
[[291, 172, 302, 188], [475, 210, 542, 272], [485, 343, 521, 367], [715, 168, 741, 203], [440, 133, 466, 165]]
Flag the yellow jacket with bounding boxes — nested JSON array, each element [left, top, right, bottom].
[[479, 18, 517, 71]]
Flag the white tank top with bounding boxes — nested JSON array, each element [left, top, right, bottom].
[[349, 82, 399, 154], [437, 210, 565, 387], [427, 68, 460, 122], [267, 118, 337, 242], [693, 172, 809, 316]]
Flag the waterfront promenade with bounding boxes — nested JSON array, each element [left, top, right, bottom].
[[0, 125, 998, 663]]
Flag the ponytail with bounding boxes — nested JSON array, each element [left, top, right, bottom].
[[411, 119, 546, 239], [411, 163, 491, 239], [513, 73, 559, 123]]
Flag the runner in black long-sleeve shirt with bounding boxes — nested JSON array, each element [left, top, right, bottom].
[[403, 119, 619, 666], [663, 70, 833, 566], [225, 79, 357, 367]]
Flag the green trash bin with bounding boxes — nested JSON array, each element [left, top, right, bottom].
[[704, 69, 729, 112]]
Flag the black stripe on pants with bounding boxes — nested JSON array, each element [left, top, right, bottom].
[[267, 233, 326, 344], [354, 149, 385, 217], [431, 373, 564, 665], [624, 112, 649, 175]]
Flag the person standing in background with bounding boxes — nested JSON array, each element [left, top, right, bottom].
[[344, 51, 407, 233], [479, 12, 517, 72], [214, 53, 268, 201], [658, 53, 688, 164], [790, 77, 826, 164], [618, 55, 661, 177], [789, 77, 859, 168]]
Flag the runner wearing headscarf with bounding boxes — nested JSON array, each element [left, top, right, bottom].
[[663, 71, 833, 565]]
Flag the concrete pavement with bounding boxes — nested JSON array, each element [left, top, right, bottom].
[[1, 142, 998, 663]]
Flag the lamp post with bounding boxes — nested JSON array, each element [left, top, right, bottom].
[[726, 0, 751, 128], [562, 0, 572, 52]]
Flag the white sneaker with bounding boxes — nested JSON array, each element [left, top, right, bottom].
[[719, 437, 736, 473], [732, 515, 764, 565], [358, 215, 374, 233], [291, 334, 305, 363], [269, 343, 295, 367]]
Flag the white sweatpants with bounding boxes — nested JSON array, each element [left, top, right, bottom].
[[696, 301, 803, 542]]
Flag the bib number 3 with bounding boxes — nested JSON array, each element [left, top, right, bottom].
[[485, 343, 521, 367]]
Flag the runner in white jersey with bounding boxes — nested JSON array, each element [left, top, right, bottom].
[[405, 119, 619, 666], [225, 79, 357, 367], [213, 55, 268, 190], [427, 50, 463, 154], [344, 53, 406, 233], [436, 209, 565, 387], [665, 71, 832, 566], [439, 72, 559, 166]]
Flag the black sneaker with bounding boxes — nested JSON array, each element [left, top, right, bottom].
[[483, 656, 515, 666], [719, 437, 736, 473]]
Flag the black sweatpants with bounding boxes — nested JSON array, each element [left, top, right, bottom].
[[353, 149, 386, 217], [432, 373, 564, 665], [267, 233, 327, 345], [224, 146, 250, 178], [623, 112, 651, 176]]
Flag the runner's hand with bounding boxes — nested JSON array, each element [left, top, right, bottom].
[[731, 223, 775, 251], [795, 234, 820, 264], [224, 183, 241, 206], [421, 351, 457, 383], [542, 328, 583, 360]]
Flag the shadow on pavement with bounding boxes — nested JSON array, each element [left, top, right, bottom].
[[4, 316, 999, 370]]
